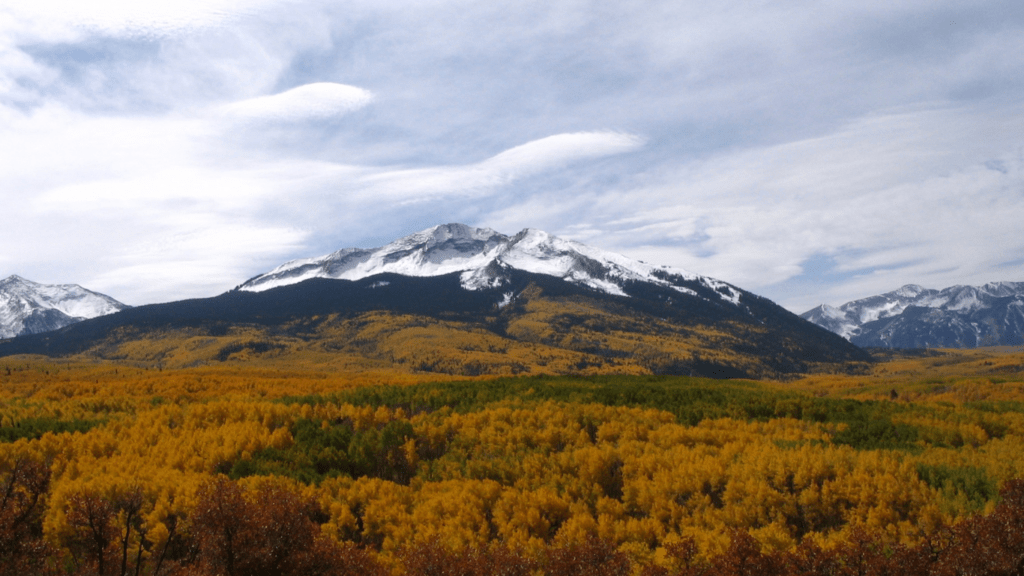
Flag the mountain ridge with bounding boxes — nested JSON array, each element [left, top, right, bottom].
[[0, 275, 127, 338], [0, 240, 869, 379], [801, 281, 1024, 348]]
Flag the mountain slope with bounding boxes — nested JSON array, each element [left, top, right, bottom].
[[0, 225, 870, 378], [0, 270, 869, 378], [801, 282, 1024, 348], [0, 275, 127, 338]]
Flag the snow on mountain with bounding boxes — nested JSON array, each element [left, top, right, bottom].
[[0, 275, 128, 339], [805, 284, 940, 337], [237, 223, 743, 305], [801, 281, 1024, 348], [799, 303, 860, 340]]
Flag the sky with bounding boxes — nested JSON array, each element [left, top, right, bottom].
[[1, 0, 1023, 312]]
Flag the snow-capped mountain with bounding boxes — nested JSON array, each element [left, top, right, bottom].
[[0, 275, 127, 339], [238, 223, 743, 305], [801, 282, 1024, 348], [801, 284, 937, 341]]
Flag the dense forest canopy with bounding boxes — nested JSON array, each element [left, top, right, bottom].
[[1, 347, 1023, 574]]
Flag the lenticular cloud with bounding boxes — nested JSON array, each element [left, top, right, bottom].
[[481, 132, 646, 178], [222, 83, 375, 123]]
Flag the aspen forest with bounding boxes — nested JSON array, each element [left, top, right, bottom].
[[2, 347, 1024, 575]]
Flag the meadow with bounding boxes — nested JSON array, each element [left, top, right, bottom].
[[1, 347, 1023, 575]]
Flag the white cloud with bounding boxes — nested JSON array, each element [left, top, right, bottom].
[[2, 0, 1024, 313], [0, 0, 334, 116], [91, 222, 309, 304], [0, 102, 642, 304], [220, 82, 374, 123], [0, 99, 315, 303], [1, 0, 293, 38], [473, 103, 1024, 311], [358, 132, 643, 201], [480, 132, 644, 177]]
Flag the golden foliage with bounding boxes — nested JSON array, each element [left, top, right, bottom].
[[787, 347, 1024, 402], [0, 348, 1023, 570]]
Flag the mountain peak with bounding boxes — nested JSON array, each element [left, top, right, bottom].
[[1, 274, 30, 286], [0, 276, 127, 339], [895, 284, 925, 297], [510, 227, 550, 241], [396, 223, 503, 247], [236, 223, 743, 306]]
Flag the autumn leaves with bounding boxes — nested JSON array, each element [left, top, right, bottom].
[[1, 358, 1024, 574]]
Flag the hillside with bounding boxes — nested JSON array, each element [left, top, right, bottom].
[[0, 270, 868, 379]]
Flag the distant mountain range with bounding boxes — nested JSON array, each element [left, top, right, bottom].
[[0, 224, 867, 378], [0, 275, 127, 338], [6, 228, 1022, 357], [801, 282, 1024, 348]]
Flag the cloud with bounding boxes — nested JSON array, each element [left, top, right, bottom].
[[90, 222, 309, 304], [1, 0, 294, 38], [2, 0, 1024, 313], [0, 98, 313, 303], [3, 110, 642, 304], [473, 103, 1024, 311], [220, 82, 374, 123], [480, 133, 645, 178], [14, 159, 316, 303], [1, 0, 334, 116], [356, 132, 643, 201]]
